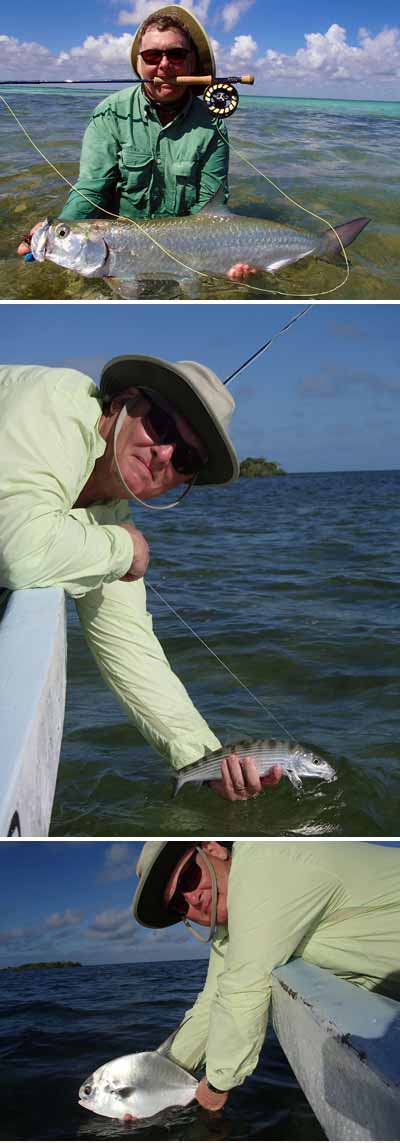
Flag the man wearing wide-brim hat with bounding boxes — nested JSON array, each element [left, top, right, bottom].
[[44, 6, 228, 229], [0, 356, 281, 802], [133, 840, 400, 1110], [18, 6, 256, 283]]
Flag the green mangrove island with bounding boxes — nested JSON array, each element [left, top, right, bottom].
[[240, 457, 287, 477], [1, 961, 82, 971]]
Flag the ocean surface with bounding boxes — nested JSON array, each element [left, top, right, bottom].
[[0, 87, 399, 300], [0, 959, 324, 1141], [51, 469, 400, 838]]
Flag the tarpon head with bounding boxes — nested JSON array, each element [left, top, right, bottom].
[[78, 1050, 197, 1121], [31, 219, 109, 277]]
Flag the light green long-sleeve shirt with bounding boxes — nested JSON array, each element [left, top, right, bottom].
[[60, 85, 229, 222], [169, 841, 400, 1091], [0, 365, 220, 768]]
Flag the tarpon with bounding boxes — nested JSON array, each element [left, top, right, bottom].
[[173, 737, 336, 796], [30, 189, 369, 297], [78, 1034, 197, 1121]]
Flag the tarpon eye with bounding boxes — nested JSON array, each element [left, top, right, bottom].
[[55, 224, 70, 239], [83, 1085, 92, 1096]]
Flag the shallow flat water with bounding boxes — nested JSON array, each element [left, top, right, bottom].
[[0, 959, 324, 1141], [0, 88, 399, 300], [51, 470, 400, 837]]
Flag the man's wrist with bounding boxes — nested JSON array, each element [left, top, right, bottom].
[[207, 1080, 225, 1093]]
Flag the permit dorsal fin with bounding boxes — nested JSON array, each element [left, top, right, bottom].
[[199, 186, 229, 216]]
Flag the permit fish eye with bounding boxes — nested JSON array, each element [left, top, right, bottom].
[[54, 224, 70, 239], [83, 1085, 92, 1095]]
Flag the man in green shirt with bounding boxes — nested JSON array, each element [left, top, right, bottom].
[[18, 6, 254, 281], [133, 840, 400, 1109], [0, 357, 281, 801]]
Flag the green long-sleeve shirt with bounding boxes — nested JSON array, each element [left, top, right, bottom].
[[169, 841, 400, 1091], [0, 365, 220, 769], [60, 85, 229, 222]]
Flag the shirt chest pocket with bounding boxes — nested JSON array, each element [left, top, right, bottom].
[[171, 159, 199, 214], [119, 147, 154, 201]]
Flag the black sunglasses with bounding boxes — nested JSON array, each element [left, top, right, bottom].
[[139, 48, 190, 65], [140, 392, 206, 475], [168, 852, 202, 918]]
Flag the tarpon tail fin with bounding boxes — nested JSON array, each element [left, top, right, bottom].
[[314, 217, 370, 263]]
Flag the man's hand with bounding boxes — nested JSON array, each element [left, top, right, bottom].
[[195, 1078, 229, 1111], [118, 523, 150, 581], [227, 262, 258, 281], [17, 222, 42, 256], [209, 754, 282, 801]]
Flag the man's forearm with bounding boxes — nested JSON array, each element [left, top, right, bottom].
[[75, 576, 221, 768]]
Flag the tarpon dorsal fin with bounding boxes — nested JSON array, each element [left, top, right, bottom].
[[156, 1030, 179, 1057], [199, 186, 229, 216]]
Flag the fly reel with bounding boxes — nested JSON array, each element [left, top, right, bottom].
[[203, 81, 239, 118]]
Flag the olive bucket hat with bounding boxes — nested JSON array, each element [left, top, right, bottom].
[[132, 841, 219, 943], [132, 841, 196, 929], [99, 355, 239, 486], [130, 4, 216, 83]]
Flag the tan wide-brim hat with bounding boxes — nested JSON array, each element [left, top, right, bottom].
[[132, 841, 195, 928], [99, 355, 239, 486], [130, 3, 216, 84]]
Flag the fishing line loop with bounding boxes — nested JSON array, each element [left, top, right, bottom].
[[2, 92, 350, 299]]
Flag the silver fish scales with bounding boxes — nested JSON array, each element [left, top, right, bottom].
[[172, 737, 336, 796]]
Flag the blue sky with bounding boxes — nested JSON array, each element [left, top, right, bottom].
[[1, 302, 399, 473], [1, 841, 399, 967], [1, 0, 400, 98]]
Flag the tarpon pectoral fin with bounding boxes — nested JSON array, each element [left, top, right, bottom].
[[315, 217, 370, 262], [109, 278, 141, 299], [198, 185, 229, 216]]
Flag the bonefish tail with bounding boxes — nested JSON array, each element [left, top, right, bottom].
[[316, 216, 370, 262]]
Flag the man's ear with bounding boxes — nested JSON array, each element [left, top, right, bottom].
[[201, 841, 230, 861]]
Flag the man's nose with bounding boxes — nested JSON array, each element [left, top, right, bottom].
[[152, 442, 174, 464]]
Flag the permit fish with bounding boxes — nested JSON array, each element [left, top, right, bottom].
[[173, 737, 336, 796], [30, 189, 369, 297], [78, 1034, 197, 1121]]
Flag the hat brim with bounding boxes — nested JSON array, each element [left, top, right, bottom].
[[130, 4, 216, 92], [99, 355, 239, 486], [132, 842, 195, 928]]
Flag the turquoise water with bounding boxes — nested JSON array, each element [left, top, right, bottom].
[[0, 87, 399, 300], [51, 470, 400, 838]]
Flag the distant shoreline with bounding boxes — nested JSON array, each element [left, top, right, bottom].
[[1, 961, 82, 971]]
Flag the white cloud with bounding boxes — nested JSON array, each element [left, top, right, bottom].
[[45, 909, 83, 929], [220, 1, 255, 34], [87, 907, 135, 941], [229, 33, 257, 62], [256, 23, 400, 88], [99, 844, 134, 883], [118, 0, 211, 28]]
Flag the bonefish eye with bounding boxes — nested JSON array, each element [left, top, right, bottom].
[[55, 224, 70, 239]]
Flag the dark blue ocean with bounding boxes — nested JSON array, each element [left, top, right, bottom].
[[0, 959, 324, 1141], [51, 469, 400, 838]]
